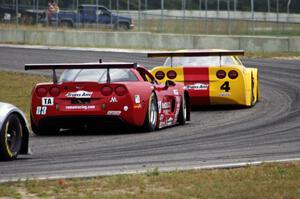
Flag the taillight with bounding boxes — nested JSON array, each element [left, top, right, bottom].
[[216, 70, 226, 79], [155, 71, 165, 80], [101, 86, 113, 96], [115, 86, 127, 96], [167, 70, 177, 79], [36, 87, 47, 97], [49, 86, 60, 97], [228, 70, 238, 79]]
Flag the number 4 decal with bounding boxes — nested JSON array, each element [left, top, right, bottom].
[[220, 81, 230, 92]]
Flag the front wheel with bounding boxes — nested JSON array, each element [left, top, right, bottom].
[[143, 93, 158, 132], [0, 114, 23, 161]]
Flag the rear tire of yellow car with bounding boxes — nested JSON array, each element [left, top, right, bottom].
[[0, 114, 23, 161], [143, 93, 158, 132], [257, 74, 261, 102], [250, 74, 256, 107], [178, 95, 187, 125]]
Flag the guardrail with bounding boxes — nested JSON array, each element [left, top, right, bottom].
[[0, 29, 299, 52]]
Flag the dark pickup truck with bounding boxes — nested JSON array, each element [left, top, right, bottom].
[[49, 4, 134, 30]]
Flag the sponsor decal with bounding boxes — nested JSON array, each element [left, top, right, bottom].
[[110, 96, 118, 103], [123, 106, 129, 111], [158, 101, 162, 112], [36, 106, 47, 115], [134, 104, 142, 109], [185, 83, 209, 90], [42, 97, 54, 106], [107, 110, 121, 116], [173, 89, 179, 95], [65, 105, 95, 110], [159, 121, 166, 129], [220, 92, 230, 97], [162, 102, 171, 109], [166, 117, 174, 125], [134, 95, 141, 104], [65, 90, 93, 98], [160, 114, 164, 121]]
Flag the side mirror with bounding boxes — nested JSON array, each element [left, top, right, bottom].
[[165, 80, 176, 88]]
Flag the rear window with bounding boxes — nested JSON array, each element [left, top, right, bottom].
[[163, 56, 239, 67], [59, 68, 138, 83]]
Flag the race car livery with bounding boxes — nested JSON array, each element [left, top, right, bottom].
[[25, 62, 190, 135], [148, 50, 260, 107]]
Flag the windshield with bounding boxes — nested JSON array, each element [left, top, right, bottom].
[[59, 68, 138, 83], [163, 56, 240, 67]]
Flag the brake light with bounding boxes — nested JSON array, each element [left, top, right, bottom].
[[228, 70, 238, 79], [115, 86, 127, 96], [216, 70, 226, 79], [167, 70, 177, 79], [49, 86, 60, 97], [36, 87, 47, 97], [155, 71, 165, 80], [101, 86, 113, 96]]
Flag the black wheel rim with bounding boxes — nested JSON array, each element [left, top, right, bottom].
[[5, 116, 22, 154]]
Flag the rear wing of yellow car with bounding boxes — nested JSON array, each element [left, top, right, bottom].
[[25, 61, 138, 83], [147, 50, 245, 67]]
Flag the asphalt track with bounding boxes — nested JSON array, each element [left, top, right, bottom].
[[0, 46, 299, 182]]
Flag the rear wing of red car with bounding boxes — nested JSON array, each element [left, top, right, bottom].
[[25, 62, 138, 83], [147, 50, 245, 67]]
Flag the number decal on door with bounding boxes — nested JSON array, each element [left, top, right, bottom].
[[220, 81, 230, 92]]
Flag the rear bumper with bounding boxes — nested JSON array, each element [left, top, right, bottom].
[[36, 115, 127, 129], [190, 95, 245, 106]]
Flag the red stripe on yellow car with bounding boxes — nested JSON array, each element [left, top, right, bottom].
[[183, 67, 210, 105]]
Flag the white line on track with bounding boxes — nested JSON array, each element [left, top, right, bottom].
[[0, 157, 299, 183]]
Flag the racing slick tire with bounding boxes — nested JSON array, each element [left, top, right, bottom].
[[178, 95, 187, 125], [0, 114, 23, 161], [250, 74, 256, 107], [31, 116, 60, 136], [143, 93, 158, 132]]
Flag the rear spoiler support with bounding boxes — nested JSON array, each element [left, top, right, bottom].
[[25, 62, 138, 84], [52, 69, 58, 84]]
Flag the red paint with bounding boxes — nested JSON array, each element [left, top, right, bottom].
[[183, 67, 210, 105]]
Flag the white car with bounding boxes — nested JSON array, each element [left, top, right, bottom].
[[0, 102, 30, 161]]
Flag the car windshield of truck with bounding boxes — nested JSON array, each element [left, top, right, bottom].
[[59, 68, 138, 82], [163, 56, 240, 67]]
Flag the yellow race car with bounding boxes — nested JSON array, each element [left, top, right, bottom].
[[148, 49, 260, 107]]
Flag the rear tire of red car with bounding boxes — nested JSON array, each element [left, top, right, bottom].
[[0, 114, 23, 161], [143, 93, 158, 132], [178, 95, 187, 125], [31, 116, 60, 136]]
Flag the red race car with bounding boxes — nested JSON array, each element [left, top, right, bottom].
[[25, 62, 190, 135]]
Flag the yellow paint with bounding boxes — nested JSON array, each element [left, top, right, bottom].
[[150, 60, 259, 107], [208, 66, 247, 105], [151, 66, 184, 83]]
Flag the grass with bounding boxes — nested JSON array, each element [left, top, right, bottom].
[[0, 162, 299, 198], [0, 71, 49, 119]]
